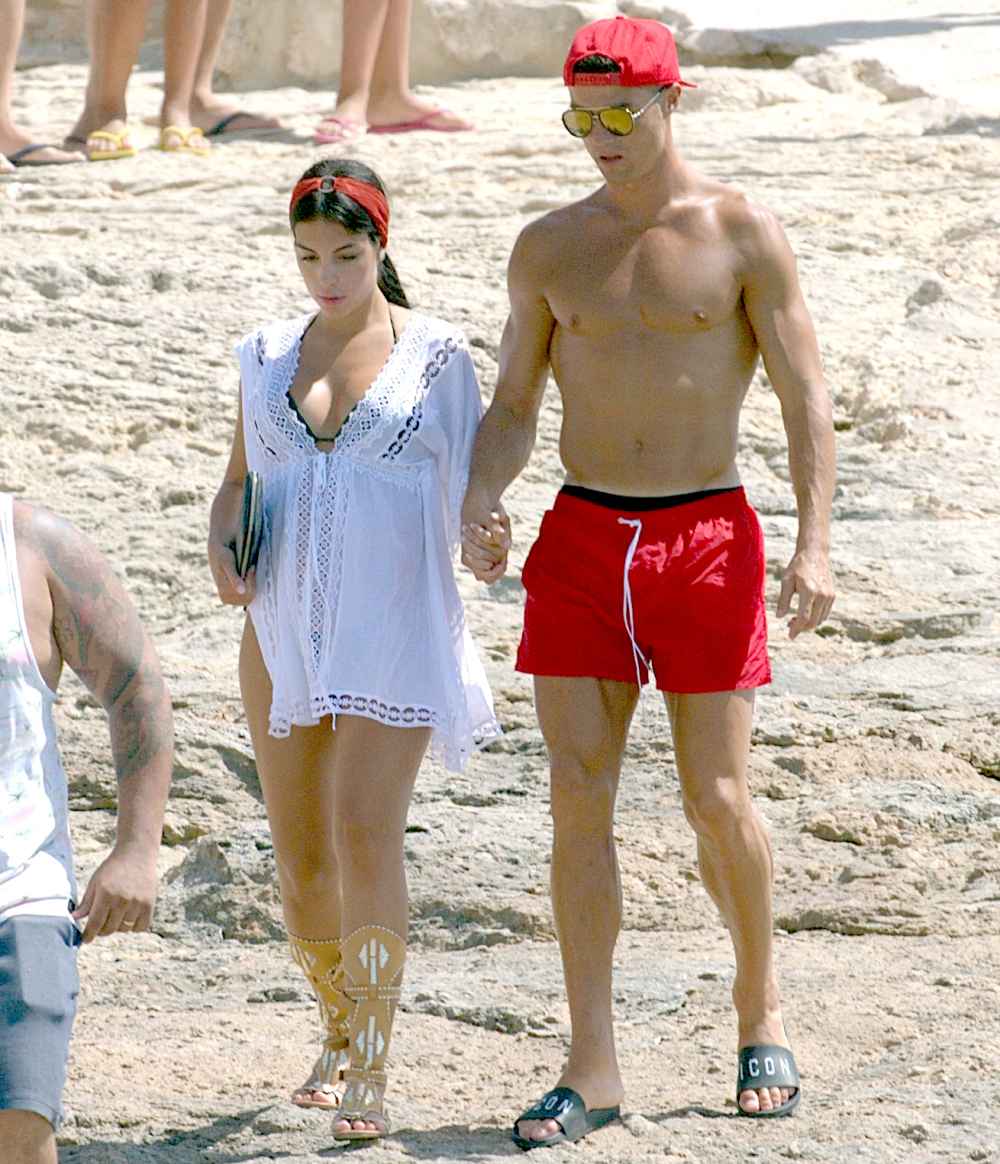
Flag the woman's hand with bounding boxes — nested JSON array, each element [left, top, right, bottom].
[[209, 481, 256, 606], [209, 536, 256, 605]]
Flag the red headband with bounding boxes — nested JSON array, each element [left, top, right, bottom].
[[289, 175, 390, 248]]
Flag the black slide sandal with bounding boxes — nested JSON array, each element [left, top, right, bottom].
[[736, 1044, 801, 1118], [512, 1086, 620, 1151]]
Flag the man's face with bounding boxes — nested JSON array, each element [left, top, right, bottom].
[[566, 83, 675, 182]]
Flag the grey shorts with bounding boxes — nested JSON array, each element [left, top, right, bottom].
[[0, 915, 80, 1128]]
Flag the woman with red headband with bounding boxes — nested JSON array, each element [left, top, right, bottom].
[[208, 158, 504, 1141]]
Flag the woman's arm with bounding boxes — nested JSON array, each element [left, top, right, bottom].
[[208, 387, 255, 605]]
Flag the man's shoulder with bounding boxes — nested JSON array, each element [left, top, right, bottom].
[[709, 186, 787, 256], [12, 499, 75, 557], [511, 195, 601, 284]]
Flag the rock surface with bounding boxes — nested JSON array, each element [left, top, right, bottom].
[[3, 7, 1000, 1163]]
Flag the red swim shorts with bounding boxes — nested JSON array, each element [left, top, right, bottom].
[[516, 485, 771, 692]]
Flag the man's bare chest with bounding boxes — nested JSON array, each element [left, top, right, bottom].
[[548, 228, 742, 338]]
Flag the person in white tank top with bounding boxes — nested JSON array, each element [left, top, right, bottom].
[[207, 158, 508, 1142], [0, 496, 173, 1164]]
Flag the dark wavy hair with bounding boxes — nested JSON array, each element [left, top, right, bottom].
[[289, 158, 410, 308]]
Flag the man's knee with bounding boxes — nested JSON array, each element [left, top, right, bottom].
[[549, 751, 620, 834], [0, 1109, 57, 1164], [681, 775, 753, 842]]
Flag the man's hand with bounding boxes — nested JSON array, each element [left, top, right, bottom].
[[461, 494, 511, 584], [777, 548, 835, 639], [72, 848, 158, 943]]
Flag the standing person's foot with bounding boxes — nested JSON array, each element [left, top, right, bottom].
[[65, 107, 136, 161], [189, 97, 283, 138], [315, 95, 367, 145], [512, 1070, 623, 1150], [0, 129, 84, 166], [367, 94, 472, 134], [736, 1009, 800, 1116], [159, 123, 210, 156]]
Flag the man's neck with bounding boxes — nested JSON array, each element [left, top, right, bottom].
[[602, 146, 692, 225]]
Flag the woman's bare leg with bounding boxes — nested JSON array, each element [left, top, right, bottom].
[[328, 714, 430, 1135], [365, 0, 470, 130], [322, 0, 390, 131], [239, 619, 341, 936], [240, 619, 345, 1103], [66, 0, 150, 157]]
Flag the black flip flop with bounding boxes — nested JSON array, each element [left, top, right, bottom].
[[736, 1044, 801, 1118], [512, 1086, 620, 1152], [8, 143, 76, 167]]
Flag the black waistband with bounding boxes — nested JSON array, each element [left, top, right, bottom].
[[559, 484, 742, 512]]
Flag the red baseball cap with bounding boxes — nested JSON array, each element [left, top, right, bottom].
[[563, 15, 696, 88]]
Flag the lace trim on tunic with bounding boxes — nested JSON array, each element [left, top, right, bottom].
[[383, 337, 460, 462], [268, 690, 440, 737], [267, 689, 500, 772]]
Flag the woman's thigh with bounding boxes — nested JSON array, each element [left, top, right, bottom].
[[329, 715, 431, 835], [239, 617, 339, 858]]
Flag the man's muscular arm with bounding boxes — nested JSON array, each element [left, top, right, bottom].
[[20, 504, 174, 941], [461, 221, 557, 582], [737, 201, 836, 638]]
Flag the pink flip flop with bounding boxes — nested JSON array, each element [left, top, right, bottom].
[[367, 108, 472, 135], [314, 115, 366, 145]]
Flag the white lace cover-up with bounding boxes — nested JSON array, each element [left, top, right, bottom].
[[236, 311, 501, 772]]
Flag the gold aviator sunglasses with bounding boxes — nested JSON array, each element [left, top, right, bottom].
[[561, 87, 667, 138]]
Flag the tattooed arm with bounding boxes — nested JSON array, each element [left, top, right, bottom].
[[14, 501, 174, 942]]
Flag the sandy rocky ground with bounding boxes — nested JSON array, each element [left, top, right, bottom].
[[2, 9, 1000, 1163]]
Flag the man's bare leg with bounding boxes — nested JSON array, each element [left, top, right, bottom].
[[188, 0, 281, 134], [0, 1110, 56, 1164], [667, 689, 795, 1115], [365, 0, 470, 131], [0, 0, 82, 164], [66, 0, 151, 157], [514, 676, 638, 1144]]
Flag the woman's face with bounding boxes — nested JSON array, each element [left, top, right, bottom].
[[293, 217, 380, 317]]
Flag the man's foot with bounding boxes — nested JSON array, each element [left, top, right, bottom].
[[736, 1010, 798, 1115], [0, 130, 83, 166], [736, 1043, 800, 1117], [513, 1073, 623, 1148]]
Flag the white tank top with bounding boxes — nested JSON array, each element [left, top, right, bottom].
[[0, 494, 75, 921]]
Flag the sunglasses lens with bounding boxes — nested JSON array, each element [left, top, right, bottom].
[[562, 109, 593, 138], [599, 108, 634, 136]]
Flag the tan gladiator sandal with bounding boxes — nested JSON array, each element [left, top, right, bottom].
[[333, 924, 406, 1141], [288, 934, 351, 1109]]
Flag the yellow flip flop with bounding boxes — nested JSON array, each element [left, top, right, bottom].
[[158, 125, 210, 157], [84, 127, 136, 162]]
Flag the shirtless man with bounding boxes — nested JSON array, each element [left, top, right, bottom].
[[461, 16, 835, 1151], [0, 497, 173, 1164]]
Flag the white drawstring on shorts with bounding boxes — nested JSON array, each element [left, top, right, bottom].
[[617, 517, 649, 687]]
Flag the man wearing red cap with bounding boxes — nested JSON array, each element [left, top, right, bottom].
[[462, 13, 835, 1151]]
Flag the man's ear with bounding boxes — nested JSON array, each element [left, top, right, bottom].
[[665, 83, 681, 113]]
